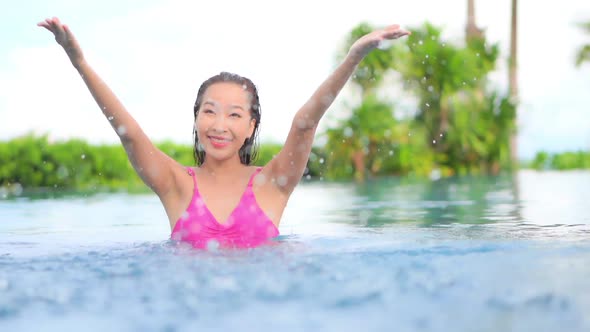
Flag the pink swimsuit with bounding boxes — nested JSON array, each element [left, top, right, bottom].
[[171, 167, 280, 249]]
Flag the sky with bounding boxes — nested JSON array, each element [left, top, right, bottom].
[[1, 0, 589, 160]]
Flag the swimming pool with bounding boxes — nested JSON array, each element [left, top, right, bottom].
[[1, 170, 589, 331]]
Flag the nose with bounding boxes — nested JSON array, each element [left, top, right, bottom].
[[211, 113, 227, 132]]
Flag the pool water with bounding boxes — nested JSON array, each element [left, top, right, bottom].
[[1, 170, 589, 331]]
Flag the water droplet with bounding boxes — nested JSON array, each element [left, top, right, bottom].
[[206, 239, 220, 251], [418, 40, 423, 45], [430, 169, 442, 181], [433, 139, 436, 144], [320, 93, 335, 106], [277, 175, 288, 187], [388, 150, 394, 156], [425, 54, 429, 59], [344, 127, 353, 137], [107, 116, 114, 121], [117, 125, 127, 135], [377, 39, 393, 50], [254, 173, 267, 186], [319, 158, 325, 164], [180, 211, 189, 220], [196, 207, 205, 216], [296, 118, 308, 129], [195, 198, 205, 207], [425, 103, 430, 108], [81, 154, 86, 159]]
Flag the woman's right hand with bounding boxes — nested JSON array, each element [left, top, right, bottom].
[[38, 17, 85, 68]]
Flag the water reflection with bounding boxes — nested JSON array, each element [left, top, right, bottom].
[[313, 170, 590, 240], [347, 173, 521, 227]]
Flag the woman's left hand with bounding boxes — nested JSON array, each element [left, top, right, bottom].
[[348, 24, 410, 61]]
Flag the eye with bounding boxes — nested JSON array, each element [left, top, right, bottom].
[[230, 113, 242, 118], [203, 109, 214, 114]]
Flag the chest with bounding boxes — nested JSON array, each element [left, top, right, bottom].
[[195, 177, 286, 227]]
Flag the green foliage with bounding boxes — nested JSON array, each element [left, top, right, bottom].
[[0, 133, 141, 191], [0, 134, 322, 191], [529, 151, 590, 170], [254, 142, 282, 166], [392, 22, 500, 139], [340, 22, 395, 95], [322, 21, 517, 180], [445, 92, 516, 174]]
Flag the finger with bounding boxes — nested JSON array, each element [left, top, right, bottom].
[[50, 19, 67, 39], [383, 28, 410, 39], [38, 24, 55, 33], [63, 24, 78, 43]]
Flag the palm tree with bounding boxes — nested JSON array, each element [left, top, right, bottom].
[[466, 0, 484, 41], [508, 0, 518, 163], [326, 22, 398, 181]]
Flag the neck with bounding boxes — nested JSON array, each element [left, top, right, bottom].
[[199, 155, 247, 179]]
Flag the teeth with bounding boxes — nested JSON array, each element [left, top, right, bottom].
[[210, 137, 229, 143]]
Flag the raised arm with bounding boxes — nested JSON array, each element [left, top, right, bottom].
[[266, 24, 410, 194], [38, 17, 181, 197]]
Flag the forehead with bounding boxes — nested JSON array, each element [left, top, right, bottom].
[[202, 82, 251, 107]]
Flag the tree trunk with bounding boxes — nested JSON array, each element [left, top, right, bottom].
[[466, 0, 484, 41], [509, 0, 519, 164], [352, 150, 365, 182]]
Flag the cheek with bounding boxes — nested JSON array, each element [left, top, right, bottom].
[[238, 121, 254, 139], [195, 116, 208, 133]]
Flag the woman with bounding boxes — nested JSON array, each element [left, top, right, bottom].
[[38, 17, 409, 249]]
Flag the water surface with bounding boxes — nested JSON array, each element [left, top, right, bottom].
[[1, 170, 589, 332]]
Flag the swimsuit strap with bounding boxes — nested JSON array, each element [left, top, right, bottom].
[[186, 167, 196, 187], [186, 167, 195, 176], [247, 167, 263, 187]]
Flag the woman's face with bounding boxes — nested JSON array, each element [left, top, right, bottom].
[[195, 82, 256, 163]]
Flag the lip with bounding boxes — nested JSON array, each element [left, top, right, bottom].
[[208, 136, 231, 148]]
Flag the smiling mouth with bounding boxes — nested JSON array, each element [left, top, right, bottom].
[[208, 136, 231, 148]]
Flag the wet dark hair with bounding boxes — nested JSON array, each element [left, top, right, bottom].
[[193, 72, 261, 165]]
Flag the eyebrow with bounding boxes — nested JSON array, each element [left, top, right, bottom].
[[203, 100, 245, 111]]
